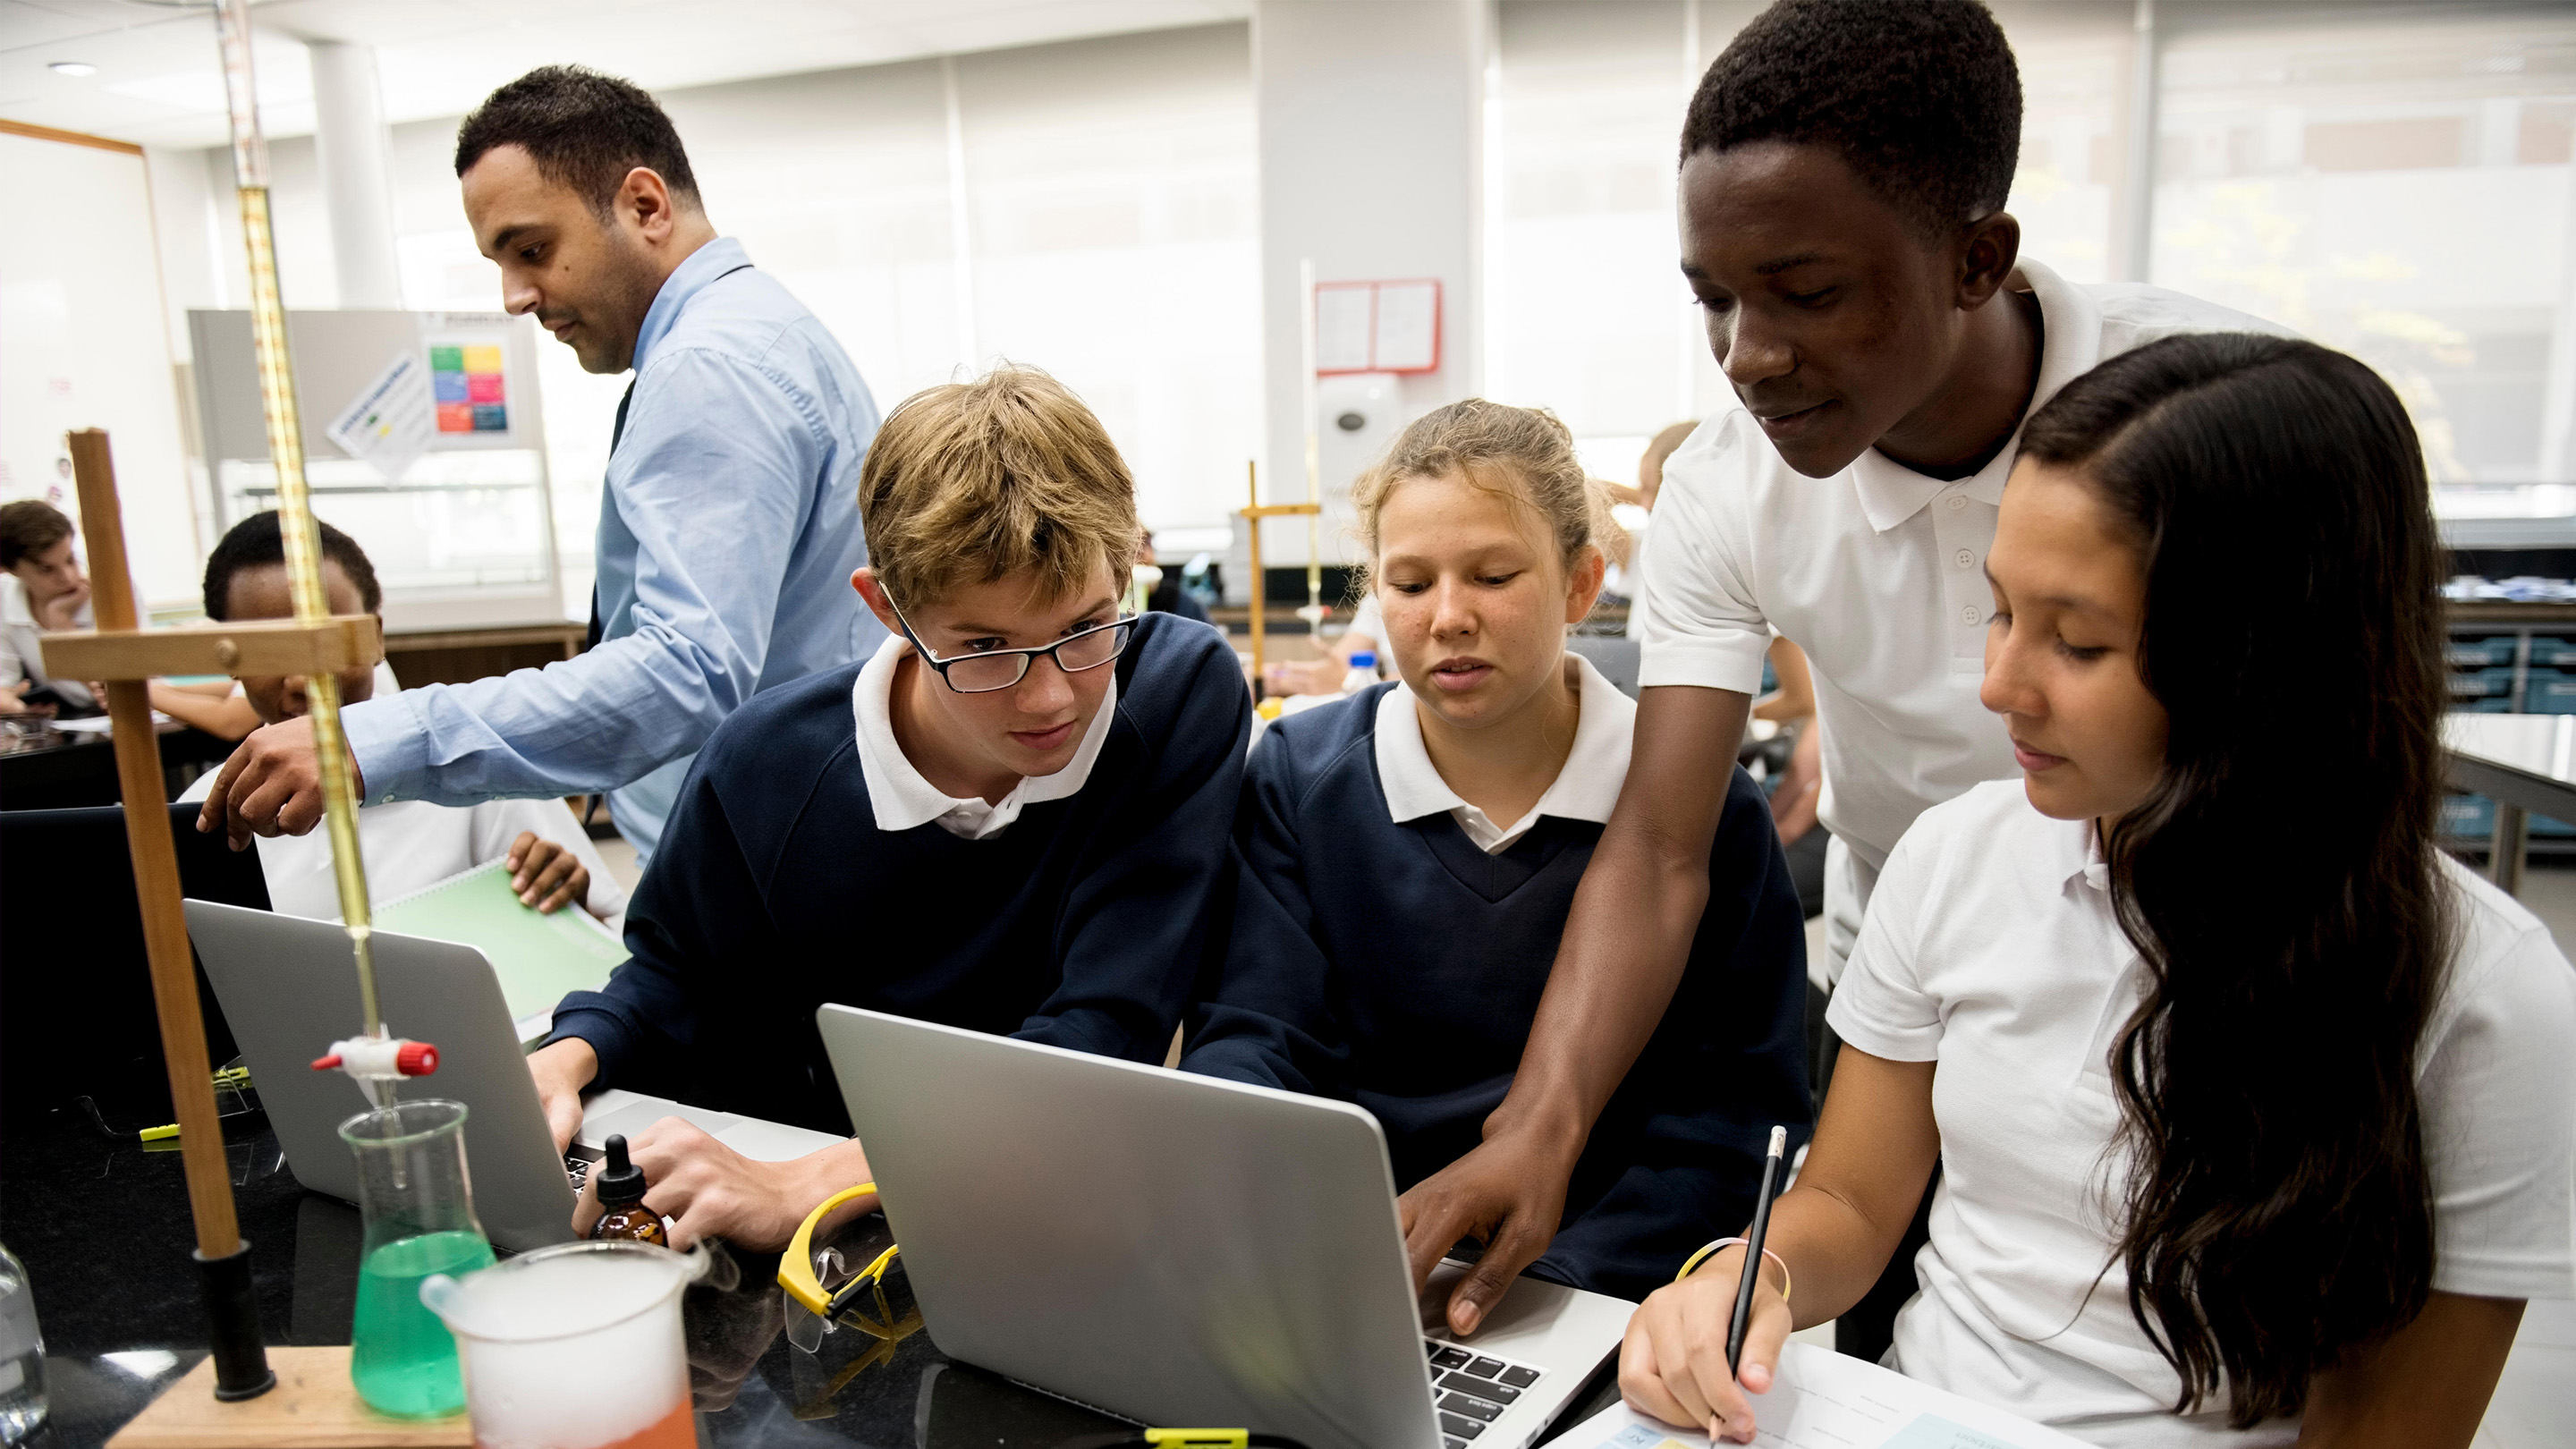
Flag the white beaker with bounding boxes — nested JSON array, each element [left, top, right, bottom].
[[419, 1239, 724, 1449]]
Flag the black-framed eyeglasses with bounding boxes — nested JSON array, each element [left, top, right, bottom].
[[888, 600, 1136, 694]]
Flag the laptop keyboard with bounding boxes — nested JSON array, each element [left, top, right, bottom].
[[1425, 1339, 1544, 1446]]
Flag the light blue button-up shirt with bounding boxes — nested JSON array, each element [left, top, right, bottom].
[[342, 238, 886, 860]]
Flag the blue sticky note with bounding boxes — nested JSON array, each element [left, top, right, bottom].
[[432, 370, 470, 402], [471, 403, 509, 432], [1882, 1413, 2026, 1449]]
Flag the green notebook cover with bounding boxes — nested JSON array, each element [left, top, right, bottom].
[[370, 859, 627, 1034]]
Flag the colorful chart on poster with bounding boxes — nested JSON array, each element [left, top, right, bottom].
[[429, 343, 509, 435]]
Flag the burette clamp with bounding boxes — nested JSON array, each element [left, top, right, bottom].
[[311, 1032, 438, 1080]]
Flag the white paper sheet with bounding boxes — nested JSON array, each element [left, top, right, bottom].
[[1557, 1343, 2099, 1449], [1316, 284, 1375, 371], [324, 349, 436, 484]]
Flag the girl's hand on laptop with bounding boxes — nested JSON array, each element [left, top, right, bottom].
[[571, 1119, 876, 1251], [1617, 1248, 1792, 1445], [505, 831, 592, 916]]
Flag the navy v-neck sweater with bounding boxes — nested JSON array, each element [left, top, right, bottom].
[[1181, 685, 1811, 1301], [546, 613, 1251, 1133]]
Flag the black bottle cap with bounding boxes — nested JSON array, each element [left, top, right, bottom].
[[596, 1133, 648, 1208]]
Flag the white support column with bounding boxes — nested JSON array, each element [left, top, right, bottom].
[[307, 40, 402, 309], [2114, 0, 2159, 284], [2539, 171, 2576, 482], [1250, 0, 1487, 594]]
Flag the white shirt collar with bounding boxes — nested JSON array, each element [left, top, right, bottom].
[[1846, 258, 2108, 534], [850, 632, 1116, 840], [2053, 809, 2111, 896], [1373, 651, 1636, 854]]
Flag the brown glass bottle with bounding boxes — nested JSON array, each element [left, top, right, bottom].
[[589, 1134, 666, 1246]]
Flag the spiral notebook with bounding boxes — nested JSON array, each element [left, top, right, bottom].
[[370, 858, 629, 1043]]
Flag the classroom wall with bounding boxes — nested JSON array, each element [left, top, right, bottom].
[[144, 22, 1266, 588], [1251, 0, 1486, 579], [1, 129, 200, 608]]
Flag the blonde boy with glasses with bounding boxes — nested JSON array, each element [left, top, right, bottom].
[[524, 366, 1252, 1250]]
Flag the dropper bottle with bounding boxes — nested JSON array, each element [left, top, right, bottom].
[[588, 1135, 666, 1246]]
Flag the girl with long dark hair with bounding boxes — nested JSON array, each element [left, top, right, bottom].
[[1619, 333, 2576, 1448]]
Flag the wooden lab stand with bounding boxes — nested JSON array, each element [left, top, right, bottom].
[[1239, 462, 1322, 688], [40, 431, 461, 1446]]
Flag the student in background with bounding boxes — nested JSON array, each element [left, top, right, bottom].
[[1136, 529, 1212, 624], [177, 513, 623, 925], [1608, 419, 1696, 641], [1186, 401, 1809, 1302], [1623, 335, 2576, 1449], [0, 500, 95, 715], [1401, 0, 2285, 1339], [531, 368, 1250, 1251]]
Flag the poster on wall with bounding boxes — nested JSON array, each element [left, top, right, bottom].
[[420, 316, 522, 450], [431, 342, 509, 435]]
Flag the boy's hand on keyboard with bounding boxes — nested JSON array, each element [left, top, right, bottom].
[[505, 832, 592, 916], [571, 1117, 875, 1251], [1398, 1127, 1576, 1337], [528, 1038, 597, 1157]]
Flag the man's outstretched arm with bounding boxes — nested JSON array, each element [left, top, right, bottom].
[[1400, 682, 1752, 1335]]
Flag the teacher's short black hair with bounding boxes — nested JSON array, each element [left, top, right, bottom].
[[1681, 0, 2022, 238], [202, 511, 382, 622], [454, 64, 699, 214]]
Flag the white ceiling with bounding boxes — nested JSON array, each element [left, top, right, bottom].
[[0, 0, 1251, 149]]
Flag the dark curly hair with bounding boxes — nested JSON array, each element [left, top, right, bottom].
[[1680, 0, 2022, 237], [203, 512, 383, 621], [454, 64, 699, 215]]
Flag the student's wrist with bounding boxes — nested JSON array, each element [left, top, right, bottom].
[[532, 1036, 598, 1093], [1479, 1092, 1589, 1176], [1699, 1241, 1790, 1302]]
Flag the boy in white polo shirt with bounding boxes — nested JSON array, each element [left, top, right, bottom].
[[1401, 0, 2283, 1341]]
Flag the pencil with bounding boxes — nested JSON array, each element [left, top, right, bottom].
[[1727, 1124, 1789, 1376]]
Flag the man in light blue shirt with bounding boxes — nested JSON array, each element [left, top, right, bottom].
[[199, 65, 883, 861]]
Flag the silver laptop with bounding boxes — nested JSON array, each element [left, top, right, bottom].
[[186, 899, 842, 1252], [815, 1004, 1631, 1449]]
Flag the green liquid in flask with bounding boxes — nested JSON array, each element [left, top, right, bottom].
[[351, 1229, 494, 1417]]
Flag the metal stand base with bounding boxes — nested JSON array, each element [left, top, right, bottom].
[[193, 1241, 276, 1401]]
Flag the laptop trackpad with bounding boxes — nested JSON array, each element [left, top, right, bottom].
[[715, 1118, 843, 1163], [580, 1097, 744, 1147]]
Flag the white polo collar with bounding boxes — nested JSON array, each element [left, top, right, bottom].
[[1374, 652, 1636, 854], [850, 632, 1115, 840], [2050, 808, 2111, 896], [1847, 257, 2108, 535]]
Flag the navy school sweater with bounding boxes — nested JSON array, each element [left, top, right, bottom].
[[545, 612, 1251, 1133], [1181, 684, 1812, 1301]]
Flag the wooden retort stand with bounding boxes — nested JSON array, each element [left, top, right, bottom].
[[1238, 461, 1321, 687], [38, 429, 379, 1407]]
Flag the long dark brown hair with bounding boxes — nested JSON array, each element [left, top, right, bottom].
[[2018, 334, 2451, 1426]]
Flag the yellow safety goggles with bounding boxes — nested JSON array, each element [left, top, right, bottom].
[[779, 1182, 897, 1320]]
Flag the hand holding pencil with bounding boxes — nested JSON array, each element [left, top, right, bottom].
[[1616, 1125, 1796, 1445]]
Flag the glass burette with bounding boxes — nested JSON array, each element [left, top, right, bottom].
[[212, 0, 385, 1070]]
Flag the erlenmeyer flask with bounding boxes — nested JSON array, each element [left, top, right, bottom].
[[339, 1098, 494, 1418]]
